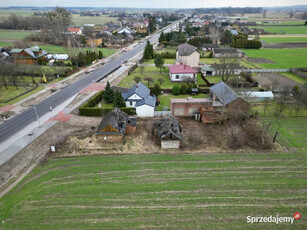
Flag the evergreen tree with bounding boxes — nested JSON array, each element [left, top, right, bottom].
[[152, 83, 161, 97], [113, 91, 126, 108], [180, 84, 188, 94], [103, 81, 114, 104], [98, 50, 103, 59], [159, 32, 166, 43]]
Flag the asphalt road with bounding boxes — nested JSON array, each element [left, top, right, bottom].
[[0, 26, 176, 144]]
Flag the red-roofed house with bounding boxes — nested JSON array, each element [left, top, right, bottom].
[[169, 64, 198, 83], [67, 27, 82, 35]]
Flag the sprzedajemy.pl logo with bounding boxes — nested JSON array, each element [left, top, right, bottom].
[[247, 212, 301, 224]]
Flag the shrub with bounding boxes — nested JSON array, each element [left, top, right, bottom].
[[180, 84, 188, 94], [172, 85, 180, 95], [152, 83, 161, 97]]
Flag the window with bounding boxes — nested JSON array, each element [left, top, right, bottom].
[[130, 101, 133, 106], [176, 75, 179, 79]]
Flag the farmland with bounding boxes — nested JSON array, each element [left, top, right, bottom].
[[72, 14, 118, 26], [248, 26, 307, 34], [0, 29, 37, 40], [0, 151, 306, 229], [261, 36, 307, 43], [243, 49, 307, 69]]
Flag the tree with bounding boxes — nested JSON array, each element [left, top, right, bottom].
[[154, 54, 164, 74], [187, 36, 212, 48], [220, 30, 233, 46], [215, 57, 240, 82], [209, 26, 221, 44], [159, 32, 166, 43], [152, 83, 161, 97], [158, 78, 165, 85], [144, 77, 154, 86], [180, 84, 188, 94], [133, 76, 141, 83], [98, 50, 103, 59], [103, 81, 114, 104], [263, 10, 267, 18], [113, 91, 125, 108], [143, 40, 154, 60], [148, 17, 156, 33], [139, 65, 145, 74], [172, 85, 180, 95]]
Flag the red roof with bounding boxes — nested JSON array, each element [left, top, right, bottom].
[[67, 27, 81, 33], [169, 64, 198, 74]]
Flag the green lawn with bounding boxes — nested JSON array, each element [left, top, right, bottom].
[[143, 59, 175, 64], [118, 66, 184, 89], [0, 41, 14, 47], [157, 93, 207, 111], [263, 117, 307, 151], [243, 49, 307, 69], [248, 26, 307, 34], [0, 30, 37, 40], [0, 86, 33, 102], [280, 72, 307, 85], [0, 152, 306, 229], [261, 36, 307, 43]]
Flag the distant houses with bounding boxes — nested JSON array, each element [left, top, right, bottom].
[[169, 64, 198, 83], [122, 82, 156, 117], [213, 47, 245, 58], [67, 27, 83, 35], [176, 43, 200, 68], [201, 63, 242, 76]]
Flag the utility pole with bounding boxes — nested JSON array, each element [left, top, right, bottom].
[[33, 106, 41, 127]]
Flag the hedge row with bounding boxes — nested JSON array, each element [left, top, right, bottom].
[[79, 91, 136, 116]]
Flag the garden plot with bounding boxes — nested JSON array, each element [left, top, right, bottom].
[[253, 73, 299, 90], [246, 57, 275, 64]]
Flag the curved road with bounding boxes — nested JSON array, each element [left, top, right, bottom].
[[0, 32, 164, 143]]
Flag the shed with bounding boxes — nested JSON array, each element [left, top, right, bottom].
[[157, 116, 182, 149]]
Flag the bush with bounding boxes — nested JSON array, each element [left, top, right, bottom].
[[180, 84, 188, 94], [172, 85, 180, 95], [159, 51, 176, 59], [152, 83, 161, 97]]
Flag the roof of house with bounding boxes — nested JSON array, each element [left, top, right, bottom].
[[240, 91, 274, 99], [210, 81, 238, 105], [201, 64, 214, 71], [122, 82, 150, 100], [118, 27, 134, 34], [211, 63, 241, 69], [230, 29, 239, 35], [177, 43, 197, 56], [157, 116, 182, 141], [67, 27, 81, 33], [97, 107, 130, 135], [169, 64, 198, 74], [170, 97, 212, 104], [10, 49, 23, 53], [202, 43, 219, 49], [214, 47, 244, 54], [136, 95, 156, 107]]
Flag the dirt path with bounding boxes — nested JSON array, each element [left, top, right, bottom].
[[253, 73, 299, 90]]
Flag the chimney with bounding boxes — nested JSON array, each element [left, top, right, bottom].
[[184, 65, 186, 69], [136, 84, 139, 88]]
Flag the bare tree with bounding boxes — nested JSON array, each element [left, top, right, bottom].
[[133, 76, 141, 83], [158, 78, 165, 85], [139, 65, 145, 75], [214, 57, 240, 82], [209, 26, 221, 44], [144, 77, 154, 86]]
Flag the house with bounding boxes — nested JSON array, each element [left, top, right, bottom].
[[202, 44, 219, 52], [133, 22, 148, 34], [169, 64, 198, 83], [176, 43, 200, 68], [86, 38, 103, 47], [230, 29, 239, 35], [213, 47, 245, 58], [156, 116, 182, 149], [11, 46, 48, 64], [0, 48, 12, 61], [47, 54, 69, 61], [123, 34, 134, 43], [67, 27, 82, 35], [96, 107, 137, 143], [201, 63, 242, 76], [117, 27, 135, 34], [210, 81, 250, 113], [122, 82, 156, 117]]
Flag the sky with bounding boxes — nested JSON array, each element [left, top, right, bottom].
[[0, 0, 307, 8]]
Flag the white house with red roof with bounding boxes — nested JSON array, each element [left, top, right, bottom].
[[168, 64, 198, 83], [67, 27, 83, 35]]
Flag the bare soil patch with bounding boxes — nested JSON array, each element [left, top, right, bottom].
[[21, 89, 54, 107], [246, 57, 275, 63], [263, 42, 307, 49], [253, 73, 299, 90]]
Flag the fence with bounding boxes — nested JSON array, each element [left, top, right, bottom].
[[154, 111, 172, 116], [242, 69, 290, 73]]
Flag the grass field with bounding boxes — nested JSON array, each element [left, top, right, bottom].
[[0, 30, 37, 40], [0, 151, 306, 229], [260, 21, 306, 26], [0, 41, 14, 47], [72, 14, 118, 26], [261, 36, 307, 43], [243, 49, 307, 69], [265, 117, 307, 151], [248, 26, 307, 34], [280, 72, 307, 85]]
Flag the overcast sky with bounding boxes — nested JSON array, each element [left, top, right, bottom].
[[0, 0, 307, 8]]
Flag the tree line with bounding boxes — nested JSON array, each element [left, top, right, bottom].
[[230, 34, 262, 49], [0, 14, 49, 30]]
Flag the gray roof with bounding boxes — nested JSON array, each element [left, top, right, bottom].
[[157, 116, 182, 141], [202, 44, 219, 49], [122, 82, 150, 100], [214, 47, 243, 54], [211, 63, 241, 70], [97, 107, 130, 135], [177, 43, 197, 56], [136, 95, 156, 107], [210, 81, 238, 105]]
